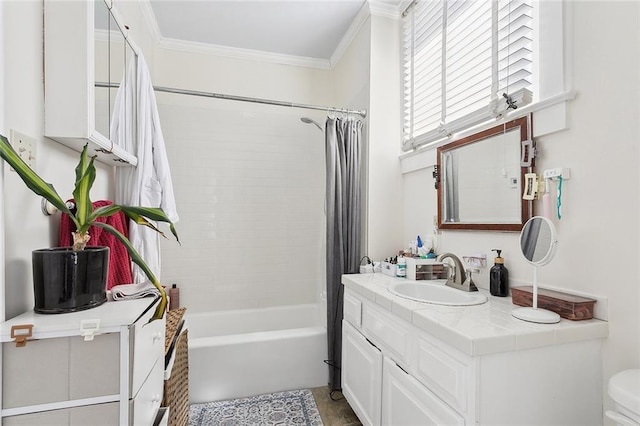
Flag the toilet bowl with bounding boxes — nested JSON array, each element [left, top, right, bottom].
[[606, 369, 640, 426]]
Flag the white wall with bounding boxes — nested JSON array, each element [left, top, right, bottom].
[[367, 14, 404, 261], [331, 14, 372, 260], [402, 1, 640, 416], [154, 49, 333, 313], [332, 11, 404, 262]]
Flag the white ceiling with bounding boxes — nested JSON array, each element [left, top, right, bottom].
[[148, 0, 369, 61]]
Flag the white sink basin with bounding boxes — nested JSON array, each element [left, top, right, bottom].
[[388, 281, 488, 306]]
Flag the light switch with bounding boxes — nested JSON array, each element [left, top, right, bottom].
[[9, 129, 36, 170]]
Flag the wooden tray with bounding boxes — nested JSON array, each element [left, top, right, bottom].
[[511, 286, 596, 321]]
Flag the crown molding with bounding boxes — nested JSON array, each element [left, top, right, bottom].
[[368, 0, 403, 19], [329, 1, 371, 68], [329, 0, 401, 67], [138, 0, 388, 71], [158, 38, 332, 69]]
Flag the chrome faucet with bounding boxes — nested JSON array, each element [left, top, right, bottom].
[[436, 253, 478, 292]]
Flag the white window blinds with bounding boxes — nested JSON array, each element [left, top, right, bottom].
[[402, 0, 533, 151]]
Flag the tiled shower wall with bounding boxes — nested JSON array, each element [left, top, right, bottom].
[[157, 95, 327, 313]]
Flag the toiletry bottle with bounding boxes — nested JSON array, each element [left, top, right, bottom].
[[169, 283, 180, 310], [489, 250, 509, 297], [396, 255, 406, 278]]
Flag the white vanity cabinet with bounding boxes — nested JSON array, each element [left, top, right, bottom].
[[44, 0, 137, 166], [0, 298, 166, 425], [343, 289, 462, 426], [342, 275, 608, 426], [342, 320, 382, 426]]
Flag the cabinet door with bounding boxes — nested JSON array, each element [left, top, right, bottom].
[[342, 320, 382, 426], [382, 357, 464, 426]]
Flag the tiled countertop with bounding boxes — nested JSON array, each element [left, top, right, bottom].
[[342, 273, 609, 357]]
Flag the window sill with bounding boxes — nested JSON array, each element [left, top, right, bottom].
[[399, 90, 576, 174]]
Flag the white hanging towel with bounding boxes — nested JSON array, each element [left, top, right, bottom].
[[110, 52, 136, 156], [114, 52, 179, 284]]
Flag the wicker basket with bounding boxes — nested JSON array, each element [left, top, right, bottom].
[[163, 308, 189, 426], [165, 307, 186, 355]]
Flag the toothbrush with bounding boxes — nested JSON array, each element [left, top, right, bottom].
[[556, 176, 563, 219]]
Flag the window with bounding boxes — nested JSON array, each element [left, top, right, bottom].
[[402, 0, 533, 151]]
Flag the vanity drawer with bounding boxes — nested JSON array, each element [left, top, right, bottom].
[[130, 355, 164, 425], [130, 306, 165, 397], [413, 335, 469, 413], [343, 289, 362, 328], [362, 303, 412, 365]]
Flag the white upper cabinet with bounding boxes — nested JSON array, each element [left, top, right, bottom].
[[44, 0, 138, 167]]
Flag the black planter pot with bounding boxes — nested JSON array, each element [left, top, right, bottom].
[[32, 246, 109, 314]]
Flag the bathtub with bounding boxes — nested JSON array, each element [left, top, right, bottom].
[[187, 304, 328, 403]]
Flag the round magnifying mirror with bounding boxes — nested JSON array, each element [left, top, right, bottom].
[[512, 216, 561, 324], [520, 216, 557, 266]]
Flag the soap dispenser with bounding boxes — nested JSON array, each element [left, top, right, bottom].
[[490, 249, 509, 297]]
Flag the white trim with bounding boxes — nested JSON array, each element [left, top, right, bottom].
[[108, 2, 141, 56], [158, 37, 331, 69], [563, 0, 574, 94], [368, 0, 402, 19], [0, 5, 5, 426], [1, 394, 120, 417], [119, 327, 129, 425], [329, 1, 371, 68], [139, 0, 392, 70], [140, 0, 338, 69], [399, 90, 576, 174], [0, 0, 5, 323]]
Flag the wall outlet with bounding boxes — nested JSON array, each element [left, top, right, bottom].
[[9, 129, 36, 170]]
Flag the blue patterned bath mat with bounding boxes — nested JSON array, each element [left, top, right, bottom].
[[189, 389, 324, 426]]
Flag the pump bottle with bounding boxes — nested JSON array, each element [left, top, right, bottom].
[[489, 249, 509, 297], [169, 283, 180, 310], [396, 256, 406, 278]]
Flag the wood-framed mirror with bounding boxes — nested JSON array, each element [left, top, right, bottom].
[[436, 116, 533, 232]]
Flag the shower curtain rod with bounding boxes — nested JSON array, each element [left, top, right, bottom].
[[96, 82, 367, 118]]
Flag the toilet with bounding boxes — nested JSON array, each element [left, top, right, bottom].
[[606, 369, 640, 425]]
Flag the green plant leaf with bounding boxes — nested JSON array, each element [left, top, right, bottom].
[[0, 134, 74, 221], [0, 134, 177, 322], [73, 145, 97, 233], [92, 222, 167, 321], [119, 206, 180, 244], [89, 203, 121, 221]]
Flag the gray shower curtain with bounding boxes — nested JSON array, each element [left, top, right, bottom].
[[325, 117, 362, 391], [443, 151, 460, 222]]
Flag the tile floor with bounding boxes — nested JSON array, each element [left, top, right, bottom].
[[311, 387, 362, 426]]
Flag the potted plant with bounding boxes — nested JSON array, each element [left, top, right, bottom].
[[0, 134, 178, 320]]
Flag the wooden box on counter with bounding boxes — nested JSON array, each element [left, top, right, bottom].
[[511, 286, 596, 320]]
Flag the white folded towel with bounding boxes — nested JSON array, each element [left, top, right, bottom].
[[111, 281, 160, 301]]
